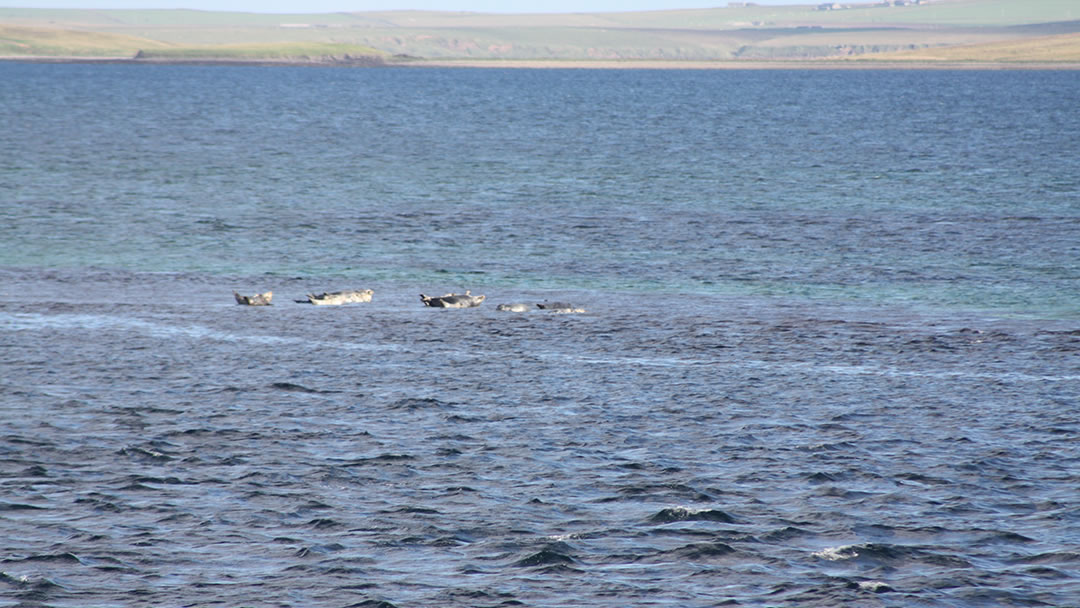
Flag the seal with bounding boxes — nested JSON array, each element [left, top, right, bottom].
[[234, 290, 273, 306], [298, 289, 374, 305], [537, 301, 585, 313], [420, 290, 486, 308], [496, 303, 534, 312]]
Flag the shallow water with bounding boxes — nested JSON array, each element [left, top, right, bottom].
[[2, 64, 1079, 607]]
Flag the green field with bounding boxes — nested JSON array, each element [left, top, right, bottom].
[[0, 24, 166, 57], [2, 0, 1078, 64]]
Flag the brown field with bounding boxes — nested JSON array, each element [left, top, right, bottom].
[[870, 31, 1080, 62]]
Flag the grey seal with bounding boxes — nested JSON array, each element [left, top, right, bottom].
[[298, 289, 374, 305], [496, 303, 534, 312], [537, 301, 585, 313], [420, 291, 486, 308], [234, 290, 273, 306]]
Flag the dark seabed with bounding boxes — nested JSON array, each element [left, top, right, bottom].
[[1, 64, 1079, 607]]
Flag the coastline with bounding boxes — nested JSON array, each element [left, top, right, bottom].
[[0, 54, 388, 67], [3, 55, 1080, 70], [403, 58, 1080, 70]]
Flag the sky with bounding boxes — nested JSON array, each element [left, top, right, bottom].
[[16, 0, 796, 13]]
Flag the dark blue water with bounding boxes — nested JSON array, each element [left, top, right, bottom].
[[1, 64, 1079, 607]]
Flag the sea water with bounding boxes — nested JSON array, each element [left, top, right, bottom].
[[1, 63, 1078, 607]]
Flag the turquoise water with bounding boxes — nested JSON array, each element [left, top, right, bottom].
[[3, 65, 1078, 316], [2, 64, 1079, 607]]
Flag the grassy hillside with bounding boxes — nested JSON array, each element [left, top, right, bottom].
[[2, 1, 1079, 64], [0, 24, 167, 56], [135, 42, 387, 62], [2, 0, 1073, 30], [0, 22, 385, 61]]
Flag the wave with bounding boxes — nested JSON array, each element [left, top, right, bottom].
[[0, 501, 46, 511], [5, 311, 1079, 385], [647, 506, 738, 524], [813, 543, 973, 568], [513, 548, 577, 568], [630, 541, 742, 564], [0, 311, 405, 354], [269, 382, 337, 394]]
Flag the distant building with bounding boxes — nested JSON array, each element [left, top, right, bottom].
[[727, 2, 758, 6]]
